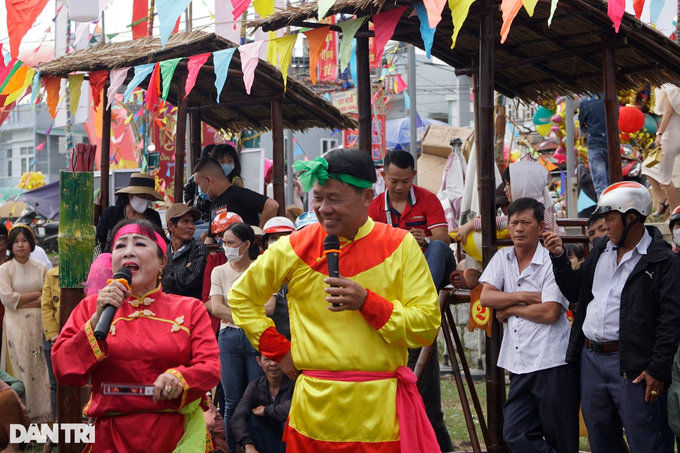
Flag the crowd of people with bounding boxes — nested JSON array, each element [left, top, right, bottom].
[[2, 139, 680, 453]]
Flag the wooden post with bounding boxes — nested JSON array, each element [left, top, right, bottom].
[[603, 46, 622, 184], [189, 111, 202, 174], [479, 0, 505, 451], [271, 99, 286, 215], [58, 170, 95, 453], [174, 70, 189, 202], [355, 30, 372, 157], [100, 86, 112, 209]]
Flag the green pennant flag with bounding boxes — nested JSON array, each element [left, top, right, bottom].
[[0, 61, 23, 93], [338, 17, 367, 71], [160, 58, 183, 101]]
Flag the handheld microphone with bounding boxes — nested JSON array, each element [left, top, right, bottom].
[[94, 267, 133, 340], [324, 234, 341, 307]]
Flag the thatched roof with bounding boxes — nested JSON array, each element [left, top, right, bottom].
[[250, 0, 680, 101], [36, 30, 356, 132]]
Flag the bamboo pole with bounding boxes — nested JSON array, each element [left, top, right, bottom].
[[58, 167, 95, 453], [356, 27, 372, 157], [602, 47, 622, 184], [271, 99, 286, 215], [174, 70, 189, 202], [100, 86, 112, 210]]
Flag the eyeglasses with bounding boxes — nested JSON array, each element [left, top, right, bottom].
[[0, 235, 7, 240]]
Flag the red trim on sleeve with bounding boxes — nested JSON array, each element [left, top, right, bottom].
[[259, 327, 291, 362], [360, 290, 394, 330]]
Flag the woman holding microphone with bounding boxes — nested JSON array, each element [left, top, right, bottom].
[[53, 219, 220, 453]]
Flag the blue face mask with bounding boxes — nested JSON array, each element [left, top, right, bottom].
[[216, 238, 223, 248], [198, 178, 211, 201], [221, 163, 234, 177]]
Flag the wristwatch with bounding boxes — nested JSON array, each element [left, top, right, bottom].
[[424, 237, 431, 247]]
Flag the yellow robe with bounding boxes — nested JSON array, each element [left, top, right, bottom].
[[228, 218, 441, 451]]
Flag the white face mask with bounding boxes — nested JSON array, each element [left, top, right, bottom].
[[130, 195, 151, 214], [224, 242, 246, 262], [673, 229, 680, 248]]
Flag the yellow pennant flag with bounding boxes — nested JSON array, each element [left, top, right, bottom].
[[266, 31, 278, 67], [253, 0, 274, 17], [449, 0, 476, 48], [522, 0, 539, 16], [1, 65, 28, 95], [125, 114, 134, 125], [68, 74, 84, 117], [274, 34, 297, 91], [4, 68, 34, 106]]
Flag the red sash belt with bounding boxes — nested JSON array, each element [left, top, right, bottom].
[[302, 366, 441, 453]]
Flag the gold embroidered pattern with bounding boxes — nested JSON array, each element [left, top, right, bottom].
[[84, 321, 107, 362], [111, 313, 190, 335], [166, 368, 189, 408], [82, 395, 93, 417], [110, 325, 116, 336]]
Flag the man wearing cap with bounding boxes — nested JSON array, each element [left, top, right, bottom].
[[162, 204, 209, 301], [95, 173, 164, 255], [228, 149, 441, 452], [544, 182, 680, 453]]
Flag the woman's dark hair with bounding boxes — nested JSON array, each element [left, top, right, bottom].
[[110, 219, 167, 258], [324, 148, 377, 192], [225, 223, 260, 260], [201, 144, 215, 159], [211, 144, 242, 180], [8, 226, 36, 259], [507, 197, 544, 224], [502, 166, 510, 185], [565, 243, 584, 261]]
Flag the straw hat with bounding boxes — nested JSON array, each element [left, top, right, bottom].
[[115, 173, 163, 202]]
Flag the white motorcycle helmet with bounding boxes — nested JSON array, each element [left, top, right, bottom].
[[594, 181, 652, 247]]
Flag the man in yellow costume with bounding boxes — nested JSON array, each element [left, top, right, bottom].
[[228, 149, 442, 453]]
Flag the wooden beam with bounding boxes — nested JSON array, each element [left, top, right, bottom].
[[497, 39, 625, 72], [271, 99, 286, 215], [189, 111, 202, 173], [174, 70, 189, 202], [603, 46, 622, 184], [478, 1, 505, 452], [187, 94, 283, 111], [356, 29, 372, 156], [100, 84, 111, 209]]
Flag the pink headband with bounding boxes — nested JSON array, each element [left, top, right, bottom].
[[113, 225, 167, 255]]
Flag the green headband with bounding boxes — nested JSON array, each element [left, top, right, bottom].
[[293, 157, 373, 192]]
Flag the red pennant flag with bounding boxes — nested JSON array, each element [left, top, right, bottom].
[[146, 63, 160, 112], [89, 70, 109, 111], [185, 53, 210, 99], [633, 0, 644, 19], [132, 0, 149, 39], [6, 0, 51, 59], [303, 27, 330, 85], [395, 74, 407, 93], [372, 6, 407, 68]]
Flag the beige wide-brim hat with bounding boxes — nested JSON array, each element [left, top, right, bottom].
[[115, 173, 164, 202]]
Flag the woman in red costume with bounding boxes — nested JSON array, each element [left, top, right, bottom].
[[52, 219, 220, 453]]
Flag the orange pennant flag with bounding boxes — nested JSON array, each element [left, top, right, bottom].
[[1, 65, 28, 95], [500, 0, 523, 43], [44, 75, 61, 118], [6, 0, 51, 59], [304, 26, 331, 85]]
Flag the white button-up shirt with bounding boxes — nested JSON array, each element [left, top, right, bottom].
[[582, 229, 651, 343], [480, 242, 570, 375]]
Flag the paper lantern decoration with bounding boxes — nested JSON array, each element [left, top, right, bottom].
[[621, 132, 630, 142], [643, 113, 658, 135], [462, 230, 510, 262], [618, 106, 645, 133], [69, 0, 100, 22], [536, 123, 552, 137], [533, 106, 553, 125]]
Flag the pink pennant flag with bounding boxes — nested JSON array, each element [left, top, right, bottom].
[[608, 0, 624, 32], [423, 0, 447, 28], [395, 74, 407, 93], [372, 7, 407, 67], [35, 140, 45, 151], [107, 67, 130, 110], [231, 0, 252, 29], [185, 53, 210, 99], [239, 41, 265, 95]]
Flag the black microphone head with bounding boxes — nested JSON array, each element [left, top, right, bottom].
[[324, 234, 340, 250], [113, 267, 133, 285]]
